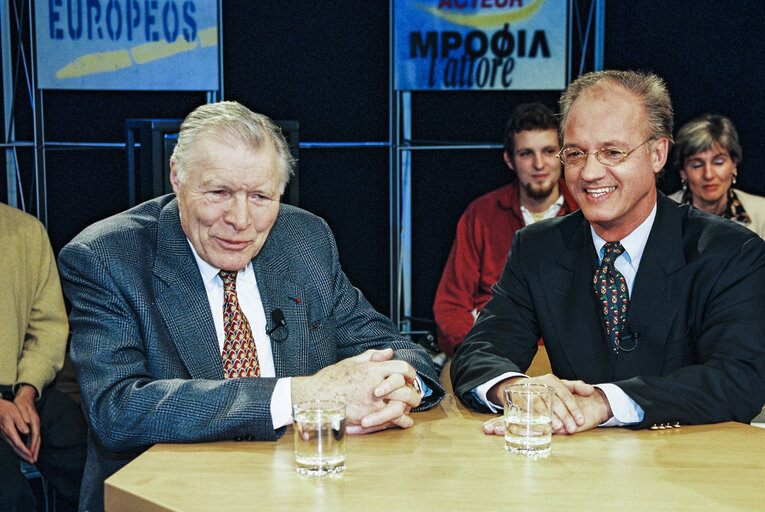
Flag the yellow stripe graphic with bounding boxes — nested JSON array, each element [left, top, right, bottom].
[[55, 50, 132, 79], [132, 37, 198, 64], [55, 27, 218, 79], [199, 27, 218, 47]]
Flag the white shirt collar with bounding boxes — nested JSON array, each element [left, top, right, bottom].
[[186, 240, 254, 285], [591, 202, 657, 268]]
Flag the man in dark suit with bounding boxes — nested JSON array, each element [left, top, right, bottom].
[[451, 70, 765, 436], [59, 101, 444, 512]]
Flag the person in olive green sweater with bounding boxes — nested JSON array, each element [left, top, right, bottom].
[[0, 202, 86, 512]]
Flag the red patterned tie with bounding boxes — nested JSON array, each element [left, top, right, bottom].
[[593, 242, 629, 351], [219, 270, 260, 378]]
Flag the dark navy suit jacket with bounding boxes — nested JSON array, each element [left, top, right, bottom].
[[452, 193, 765, 428]]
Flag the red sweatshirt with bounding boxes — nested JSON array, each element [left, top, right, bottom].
[[433, 179, 578, 355]]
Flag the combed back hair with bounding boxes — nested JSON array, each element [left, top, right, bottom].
[[503, 102, 559, 155], [673, 114, 742, 170], [558, 70, 674, 144], [170, 101, 295, 194]]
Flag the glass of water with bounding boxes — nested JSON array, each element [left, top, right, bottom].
[[503, 383, 554, 456], [292, 400, 346, 475]]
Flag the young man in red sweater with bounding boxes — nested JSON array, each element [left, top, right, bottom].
[[434, 103, 578, 356]]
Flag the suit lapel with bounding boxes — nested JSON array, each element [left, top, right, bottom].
[[252, 217, 309, 379], [618, 194, 687, 376], [543, 215, 613, 382], [152, 200, 223, 380]]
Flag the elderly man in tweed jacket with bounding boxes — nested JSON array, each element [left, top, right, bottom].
[[59, 101, 444, 512]]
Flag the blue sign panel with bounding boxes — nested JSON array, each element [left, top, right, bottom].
[[395, 0, 566, 90], [35, 0, 219, 90]]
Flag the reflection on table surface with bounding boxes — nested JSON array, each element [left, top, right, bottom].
[[105, 353, 765, 512]]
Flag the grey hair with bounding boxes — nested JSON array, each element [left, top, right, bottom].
[[170, 101, 294, 194], [559, 70, 674, 144], [673, 114, 742, 170]]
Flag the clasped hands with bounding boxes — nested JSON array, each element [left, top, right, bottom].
[[0, 384, 40, 464], [483, 374, 613, 436], [291, 348, 421, 435]]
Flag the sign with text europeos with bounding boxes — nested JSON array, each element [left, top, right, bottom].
[[395, 0, 566, 90], [35, 1, 219, 90]]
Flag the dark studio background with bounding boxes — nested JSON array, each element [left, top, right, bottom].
[[2, 1, 764, 324]]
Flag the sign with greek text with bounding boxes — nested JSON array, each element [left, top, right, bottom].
[[35, 0, 219, 90], [395, 0, 566, 90]]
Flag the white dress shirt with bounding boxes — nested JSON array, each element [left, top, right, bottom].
[[474, 203, 658, 426], [188, 242, 293, 429]]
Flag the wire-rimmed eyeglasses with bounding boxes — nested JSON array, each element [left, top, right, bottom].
[[556, 138, 654, 167]]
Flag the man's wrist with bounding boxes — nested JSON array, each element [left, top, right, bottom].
[[594, 388, 614, 423], [14, 384, 37, 401], [488, 376, 527, 405], [290, 375, 310, 405], [593, 383, 643, 426]]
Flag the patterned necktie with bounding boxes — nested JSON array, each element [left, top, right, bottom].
[[593, 242, 629, 351], [219, 270, 260, 378]]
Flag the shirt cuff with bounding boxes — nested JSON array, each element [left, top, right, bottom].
[[594, 383, 644, 426], [472, 371, 527, 413], [271, 377, 293, 429]]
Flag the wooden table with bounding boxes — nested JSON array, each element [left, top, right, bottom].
[[105, 380, 765, 511]]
